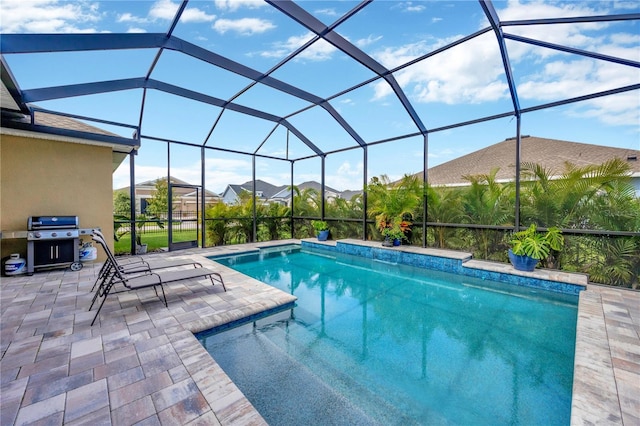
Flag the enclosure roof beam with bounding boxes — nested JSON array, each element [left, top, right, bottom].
[[265, 0, 427, 134], [479, 0, 521, 115], [21, 77, 324, 156], [501, 13, 640, 26], [504, 33, 640, 68]]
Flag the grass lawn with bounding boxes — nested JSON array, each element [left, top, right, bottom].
[[114, 230, 198, 254]]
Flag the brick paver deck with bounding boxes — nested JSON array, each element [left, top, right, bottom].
[[1, 240, 638, 425]]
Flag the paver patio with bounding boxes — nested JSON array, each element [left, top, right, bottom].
[[1, 240, 638, 425]]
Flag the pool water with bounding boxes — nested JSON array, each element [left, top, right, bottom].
[[199, 245, 578, 425]]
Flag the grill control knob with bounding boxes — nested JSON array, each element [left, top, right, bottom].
[[52, 232, 57, 237], [35, 232, 41, 238], [67, 231, 72, 237]]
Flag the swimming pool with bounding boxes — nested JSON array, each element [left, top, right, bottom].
[[199, 245, 578, 425]]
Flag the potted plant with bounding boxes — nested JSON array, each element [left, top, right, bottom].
[[382, 225, 404, 247], [508, 224, 564, 271], [311, 220, 330, 241]]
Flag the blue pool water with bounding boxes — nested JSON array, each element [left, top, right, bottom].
[[199, 245, 578, 425]]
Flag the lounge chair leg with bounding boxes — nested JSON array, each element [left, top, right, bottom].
[[91, 292, 109, 326], [159, 285, 167, 307]]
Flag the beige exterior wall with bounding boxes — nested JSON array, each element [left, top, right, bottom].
[[1, 134, 113, 263]]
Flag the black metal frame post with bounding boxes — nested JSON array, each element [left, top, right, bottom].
[[422, 133, 428, 248], [362, 145, 368, 241], [129, 150, 137, 255]]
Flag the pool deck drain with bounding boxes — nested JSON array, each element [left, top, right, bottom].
[[1, 240, 638, 425]]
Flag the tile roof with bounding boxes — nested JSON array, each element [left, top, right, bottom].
[[420, 136, 640, 186]]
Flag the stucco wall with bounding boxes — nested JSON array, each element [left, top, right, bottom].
[[1, 134, 113, 264]]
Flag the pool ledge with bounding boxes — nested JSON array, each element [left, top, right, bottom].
[[303, 238, 586, 295], [462, 259, 589, 286]]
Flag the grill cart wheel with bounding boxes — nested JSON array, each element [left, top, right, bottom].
[[70, 262, 83, 271]]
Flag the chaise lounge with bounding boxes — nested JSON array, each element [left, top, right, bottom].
[[89, 232, 225, 325]]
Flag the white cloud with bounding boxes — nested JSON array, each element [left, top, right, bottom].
[[149, 0, 215, 23], [261, 32, 337, 61], [372, 34, 509, 104], [214, 0, 265, 12], [314, 8, 339, 17], [0, 0, 102, 33], [117, 13, 148, 24], [367, 0, 639, 127], [149, 0, 180, 20], [213, 17, 275, 36], [355, 34, 383, 49], [127, 27, 147, 34]]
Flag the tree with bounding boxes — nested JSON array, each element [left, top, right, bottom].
[[367, 174, 422, 236], [146, 178, 176, 217], [460, 168, 513, 259], [426, 186, 464, 249], [113, 191, 131, 216]]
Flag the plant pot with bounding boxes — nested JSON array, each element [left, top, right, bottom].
[[382, 236, 393, 247], [317, 230, 329, 241], [508, 249, 539, 271], [393, 238, 401, 246], [136, 244, 148, 254]]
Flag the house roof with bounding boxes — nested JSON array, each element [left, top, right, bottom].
[[226, 179, 285, 200], [420, 136, 640, 186], [1, 108, 134, 171], [116, 176, 220, 199], [270, 180, 343, 200]]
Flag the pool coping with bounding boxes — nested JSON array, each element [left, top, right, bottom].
[[1, 239, 637, 425], [302, 238, 588, 295]]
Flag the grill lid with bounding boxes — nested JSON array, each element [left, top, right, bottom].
[[28, 216, 79, 229]]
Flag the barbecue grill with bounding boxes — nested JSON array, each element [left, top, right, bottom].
[[27, 215, 83, 274]]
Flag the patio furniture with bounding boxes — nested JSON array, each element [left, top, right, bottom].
[[89, 233, 225, 326], [90, 229, 207, 291]]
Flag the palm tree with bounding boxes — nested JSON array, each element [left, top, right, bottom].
[[460, 168, 513, 259], [426, 185, 464, 249], [519, 158, 639, 283], [367, 174, 422, 239], [205, 202, 230, 246], [260, 202, 291, 241]]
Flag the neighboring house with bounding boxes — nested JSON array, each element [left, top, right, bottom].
[[222, 179, 362, 206], [270, 181, 342, 206], [418, 136, 640, 194], [221, 180, 286, 205], [114, 177, 220, 215]]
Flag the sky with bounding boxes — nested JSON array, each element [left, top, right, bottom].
[[1, 0, 639, 193]]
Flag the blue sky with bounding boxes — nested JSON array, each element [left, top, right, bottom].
[[1, 0, 639, 192]]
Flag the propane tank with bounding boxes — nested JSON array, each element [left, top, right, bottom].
[[79, 242, 97, 262], [5, 254, 26, 276]]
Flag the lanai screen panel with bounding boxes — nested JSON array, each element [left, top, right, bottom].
[[205, 108, 283, 155], [204, 150, 253, 197], [427, 117, 517, 184], [140, 90, 223, 144], [393, 31, 513, 130], [325, 149, 364, 193], [170, 0, 315, 73], [232, 81, 313, 118], [3, 49, 155, 88], [334, 1, 486, 61], [286, 104, 361, 153], [367, 136, 424, 183], [270, 42, 379, 99], [150, 50, 256, 103], [330, 82, 422, 144]]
